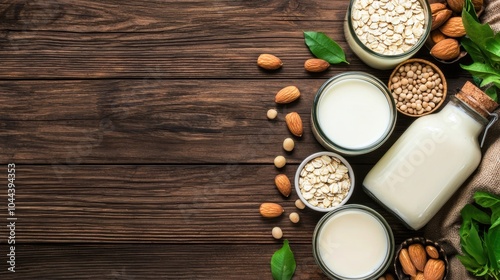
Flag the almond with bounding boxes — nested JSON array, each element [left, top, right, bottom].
[[447, 0, 483, 13], [274, 174, 292, 197], [408, 243, 427, 272], [259, 203, 284, 218], [430, 2, 447, 14], [413, 272, 425, 280], [431, 9, 452, 30], [399, 248, 417, 277], [426, 245, 440, 259], [385, 273, 395, 280], [285, 112, 303, 137], [257, 54, 283, 70], [439, 17, 466, 37], [430, 38, 460, 61], [424, 259, 446, 280], [304, 58, 330, 72], [430, 29, 447, 44], [275, 86, 300, 104]]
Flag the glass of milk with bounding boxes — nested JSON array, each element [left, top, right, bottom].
[[311, 72, 397, 156], [312, 204, 394, 280]]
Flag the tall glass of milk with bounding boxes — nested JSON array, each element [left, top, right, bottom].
[[363, 81, 499, 230], [312, 72, 397, 156], [312, 204, 394, 279]]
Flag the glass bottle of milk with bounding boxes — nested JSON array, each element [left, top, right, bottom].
[[363, 81, 499, 230]]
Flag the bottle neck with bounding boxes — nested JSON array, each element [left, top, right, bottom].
[[441, 96, 488, 137]]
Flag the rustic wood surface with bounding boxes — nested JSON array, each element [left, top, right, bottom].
[[0, 0, 472, 279]]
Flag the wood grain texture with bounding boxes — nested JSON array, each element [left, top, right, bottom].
[[0, 165, 419, 243], [0, 0, 472, 278]]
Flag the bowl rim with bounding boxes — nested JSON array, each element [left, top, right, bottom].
[[388, 58, 448, 117], [294, 151, 355, 212]]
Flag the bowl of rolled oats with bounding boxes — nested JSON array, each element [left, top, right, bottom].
[[344, 0, 432, 70], [294, 151, 355, 212]]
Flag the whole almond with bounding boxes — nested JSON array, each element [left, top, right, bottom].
[[430, 30, 447, 44], [408, 244, 427, 272], [257, 54, 283, 70], [399, 248, 417, 277], [426, 245, 440, 259], [275, 86, 300, 104], [413, 272, 425, 280], [430, 2, 447, 14], [430, 38, 460, 61], [447, 0, 483, 13], [424, 259, 446, 280], [285, 112, 303, 137], [304, 58, 330, 72], [439, 17, 466, 37], [259, 203, 284, 218], [431, 9, 452, 30], [274, 174, 292, 197]]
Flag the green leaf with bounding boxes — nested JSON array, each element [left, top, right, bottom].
[[475, 191, 500, 208], [464, 224, 488, 265], [462, 204, 491, 225], [462, 1, 494, 47], [304, 31, 348, 64], [458, 254, 482, 271], [270, 240, 296, 280], [461, 37, 486, 63], [485, 227, 500, 271], [461, 63, 500, 86], [485, 35, 500, 59], [484, 86, 499, 103]]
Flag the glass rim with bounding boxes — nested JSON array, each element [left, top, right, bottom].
[[346, 0, 432, 59], [312, 204, 395, 280], [311, 71, 397, 155]]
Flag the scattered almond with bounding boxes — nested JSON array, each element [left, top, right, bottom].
[[423, 259, 445, 280], [408, 243, 427, 272], [257, 54, 283, 70], [399, 248, 417, 277], [426, 245, 440, 259], [275, 86, 300, 104], [439, 17, 466, 37], [274, 174, 292, 197], [304, 58, 330, 73], [285, 112, 303, 137], [259, 203, 284, 218], [431, 9, 452, 30], [430, 38, 460, 61]]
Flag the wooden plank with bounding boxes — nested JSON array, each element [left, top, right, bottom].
[[0, 165, 419, 243], [0, 1, 469, 79], [1, 79, 428, 164], [0, 243, 331, 279]]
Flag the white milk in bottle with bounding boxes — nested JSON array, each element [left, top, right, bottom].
[[363, 82, 499, 230]]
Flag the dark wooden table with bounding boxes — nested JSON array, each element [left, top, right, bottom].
[[0, 1, 472, 279]]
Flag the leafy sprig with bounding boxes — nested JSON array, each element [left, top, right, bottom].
[[458, 191, 500, 279], [304, 31, 349, 65], [270, 239, 296, 280], [460, 0, 500, 102]]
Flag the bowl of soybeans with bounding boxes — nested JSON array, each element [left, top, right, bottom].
[[388, 58, 447, 117]]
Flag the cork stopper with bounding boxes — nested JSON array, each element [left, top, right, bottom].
[[456, 81, 499, 118]]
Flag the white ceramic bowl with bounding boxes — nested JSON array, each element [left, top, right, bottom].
[[294, 151, 355, 212]]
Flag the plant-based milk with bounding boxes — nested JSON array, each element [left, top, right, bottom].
[[316, 208, 390, 278], [363, 82, 498, 230], [317, 78, 391, 150]]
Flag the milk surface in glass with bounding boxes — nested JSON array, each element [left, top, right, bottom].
[[317, 78, 391, 150], [317, 209, 389, 278]]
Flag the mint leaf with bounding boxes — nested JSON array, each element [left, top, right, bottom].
[[304, 31, 348, 64], [270, 240, 296, 280], [462, 4, 494, 47]]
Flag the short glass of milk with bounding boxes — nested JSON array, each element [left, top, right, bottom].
[[311, 72, 397, 156], [312, 204, 394, 279]]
